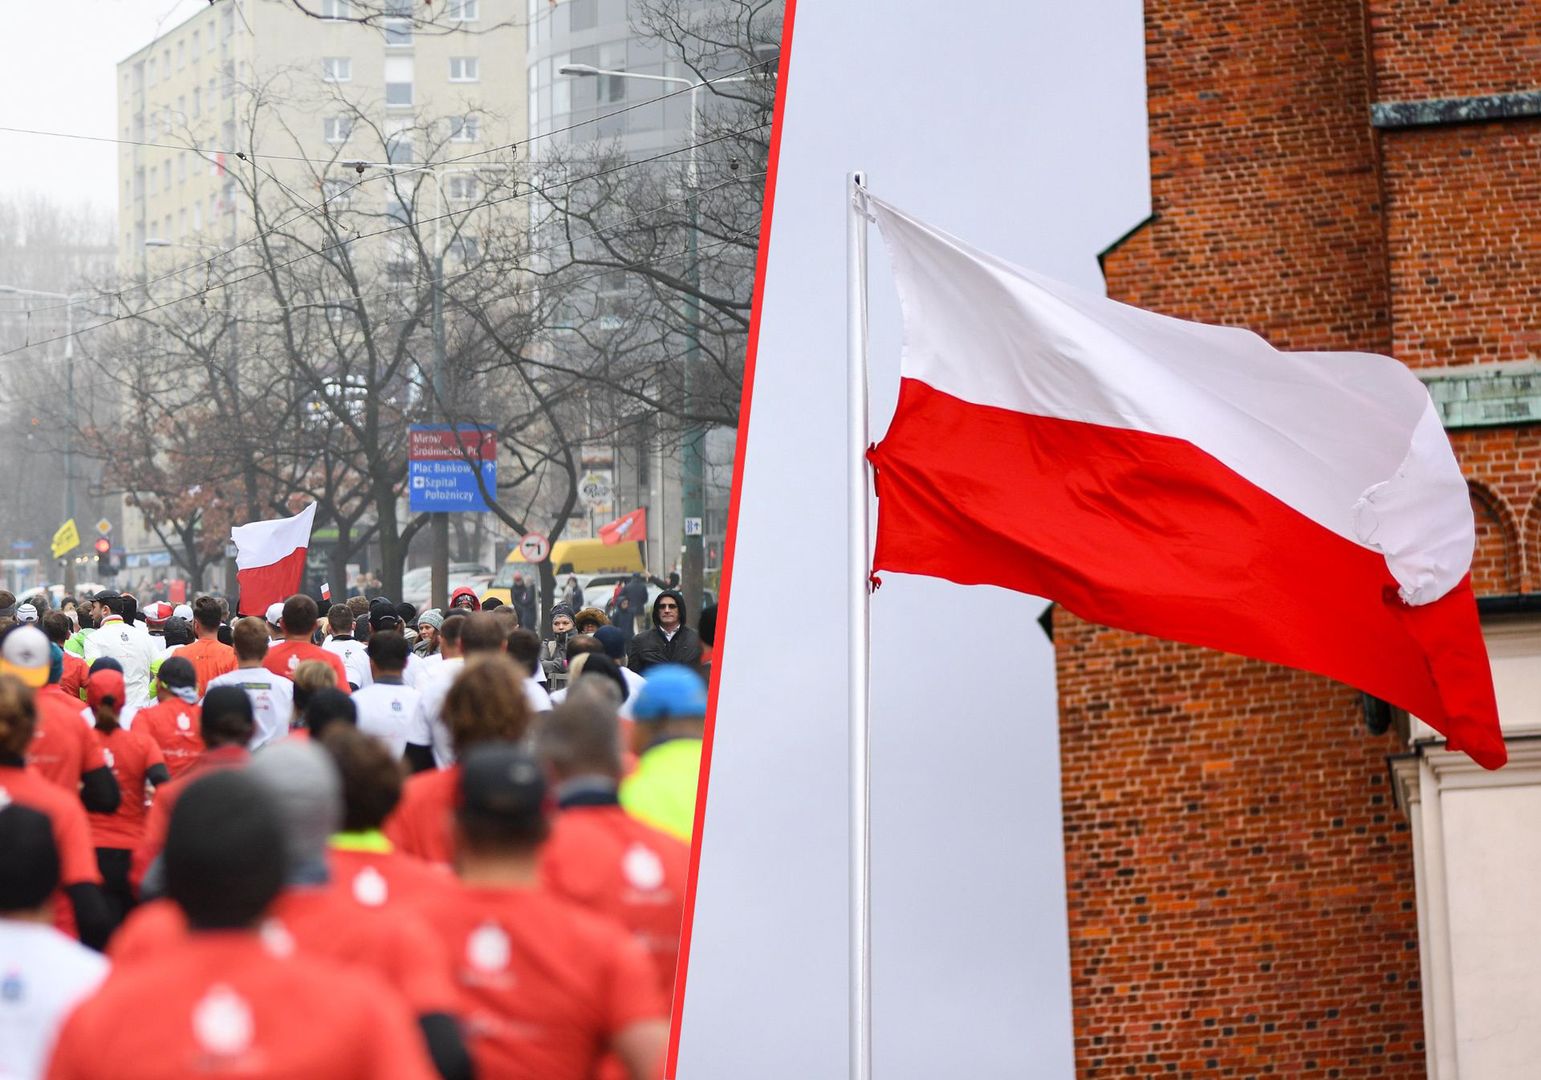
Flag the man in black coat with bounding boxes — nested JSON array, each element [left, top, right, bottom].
[[625, 589, 703, 675]]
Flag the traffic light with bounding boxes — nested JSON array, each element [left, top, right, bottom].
[[94, 536, 112, 575]]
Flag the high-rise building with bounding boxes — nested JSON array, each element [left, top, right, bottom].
[[1065, 2, 1541, 1078], [116, 0, 524, 271]]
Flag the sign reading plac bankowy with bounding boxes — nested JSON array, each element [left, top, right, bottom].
[[408, 425, 498, 513]]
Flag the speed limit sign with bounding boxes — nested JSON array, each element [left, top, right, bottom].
[[519, 532, 550, 563]]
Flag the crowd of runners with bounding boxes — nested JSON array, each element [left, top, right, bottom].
[[0, 582, 714, 1079]]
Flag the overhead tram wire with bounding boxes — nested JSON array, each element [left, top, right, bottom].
[[0, 131, 769, 362], [0, 55, 777, 315]]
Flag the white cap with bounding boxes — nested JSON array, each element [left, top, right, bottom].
[[14, 603, 38, 623], [172, 604, 194, 622], [265, 602, 285, 626]]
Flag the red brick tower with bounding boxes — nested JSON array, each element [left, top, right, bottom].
[[1061, 1, 1541, 1076]]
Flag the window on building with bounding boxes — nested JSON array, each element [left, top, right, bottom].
[[447, 0, 479, 22], [178, 208, 187, 237], [193, 87, 201, 117], [569, 0, 597, 32], [386, 132, 414, 163], [321, 0, 351, 17], [323, 179, 353, 207], [192, 202, 202, 232], [385, 198, 411, 224], [446, 174, 478, 201], [163, 49, 170, 72], [148, 168, 158, 196], [384, 55, 413, 105], [449, 57, 479, 82], [450, 115, 480, 142], [177, 155, 186, 184], [324, 116, 353, 144], [449, 235, 479, 262], [323, 57, 352, 83], [206, 26, 216, 52], [177, 40, 185, 68], [147, 57, 156, 84], [163, 160, 172, 190]]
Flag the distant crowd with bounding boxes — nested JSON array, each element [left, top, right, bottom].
[[0, 579, 718, 1079]]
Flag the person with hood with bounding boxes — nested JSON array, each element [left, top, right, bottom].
[[541, 604, 577, 687], [509, 574, 536, 631], [447, 586, 481, 613], [625, 590, 703, 676]]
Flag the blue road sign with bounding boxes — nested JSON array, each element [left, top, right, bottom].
[[408, 425, 498, 513]]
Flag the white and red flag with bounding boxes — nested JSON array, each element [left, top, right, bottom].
[[864, 195, 1505, 769], [232, 503, 316, 618], [599, 507, 647, 546]]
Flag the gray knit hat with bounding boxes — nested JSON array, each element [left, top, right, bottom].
[[247, 741, 341, 878], [417, 608, 444, 631]]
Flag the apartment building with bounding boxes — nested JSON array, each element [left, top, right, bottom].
[[116, 0, 523, 273]]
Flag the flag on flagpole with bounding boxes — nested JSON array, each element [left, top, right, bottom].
[[599, 507, 647, 546], [863, 194, 1505, 769], [232, 504, 316, 618]]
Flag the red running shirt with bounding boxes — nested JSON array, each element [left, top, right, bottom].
[[111, 886, 458, 1017], [409, 883, 665, 1080], [131, 700, 205, 778], [540, 805, 690, 997], [0, 765, 102, 938], [263, 642, 349, 687], [383, 766, 461, 867], [328, 844, 457, 910], [47, 931, 438, 1080], [87, 726, 166, 849], [29, 687, 103, 792]]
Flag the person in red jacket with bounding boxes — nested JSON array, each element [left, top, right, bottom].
[[47, 769, 439, 1080], [0, 673, 111, 949], [127, 656, 204, 778], [83, 669, 169, 925], [263, 594, 349, 686], [320, 724, 455, 909], [385, 654, 533, 866], [537, 684, 690, 998], [18, 631, 120, 815], [410, 743, 668, 1080], [130, 686, 253, 897]]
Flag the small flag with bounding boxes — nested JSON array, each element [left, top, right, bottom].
[[321, 582, 331, 602], [600, 507, 647, 546]]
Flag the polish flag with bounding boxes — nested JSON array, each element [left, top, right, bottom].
[[600, 507, 647, 546], [320, 582, 331, 602], [864, 195, 1505, 769], [232, 504, 316, 618]]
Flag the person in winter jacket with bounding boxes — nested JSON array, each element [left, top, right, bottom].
[[560, 574, 583, 612], [625, 590, 703, 676], [540, 604, 577, 686], [447, 586, 481, 613], [621, 573, 650, 635], [509, 575, 537, 631]]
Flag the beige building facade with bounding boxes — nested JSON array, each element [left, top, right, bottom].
[[117, 0, 524, 271]]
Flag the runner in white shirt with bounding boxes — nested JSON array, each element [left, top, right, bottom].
[[81, 597, 158, 707], [349, 631, 420, 759], [319, 604, 371, 690], [205, 617, 294, 749], [0, 804, 110, 1080]]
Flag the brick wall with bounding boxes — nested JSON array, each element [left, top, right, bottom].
[[1368, 0, 1541, 101]]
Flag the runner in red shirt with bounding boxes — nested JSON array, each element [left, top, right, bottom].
[[410, 743, 668, 1080], [130, 686, 253, 897], [127, 656, 204, 778], [0, 671, 110, 949], [537, 687, 690, 997], [48, 768, 438, 1080], [320, 725, 455, 909], [386, 653, 534, 866], [42, 612, 88, 700], [84, 669, 169, 926], [111, 740, 471, 1079], [20, 631, 119, 815], [175, 596, 237, 694], [263, 594, 349, 686]]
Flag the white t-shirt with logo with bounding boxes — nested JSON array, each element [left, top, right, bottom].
[[0, 920, 109, 1080], [350, 680, 421, 759], [321, 637, 372, 690], [409, 658, 463, 768], [205, 667, 295, 750]]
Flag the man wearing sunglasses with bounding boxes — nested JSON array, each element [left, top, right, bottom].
[[624, 590, 703, 677]]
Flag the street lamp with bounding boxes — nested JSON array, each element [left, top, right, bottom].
[[558, 63, 764, 619], [0, 284, 96, 595]]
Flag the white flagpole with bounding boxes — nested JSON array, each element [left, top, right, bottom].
[[846, 170, 873, 1080]]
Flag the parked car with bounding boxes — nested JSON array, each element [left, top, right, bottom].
[[399, 562, 491, 610]]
